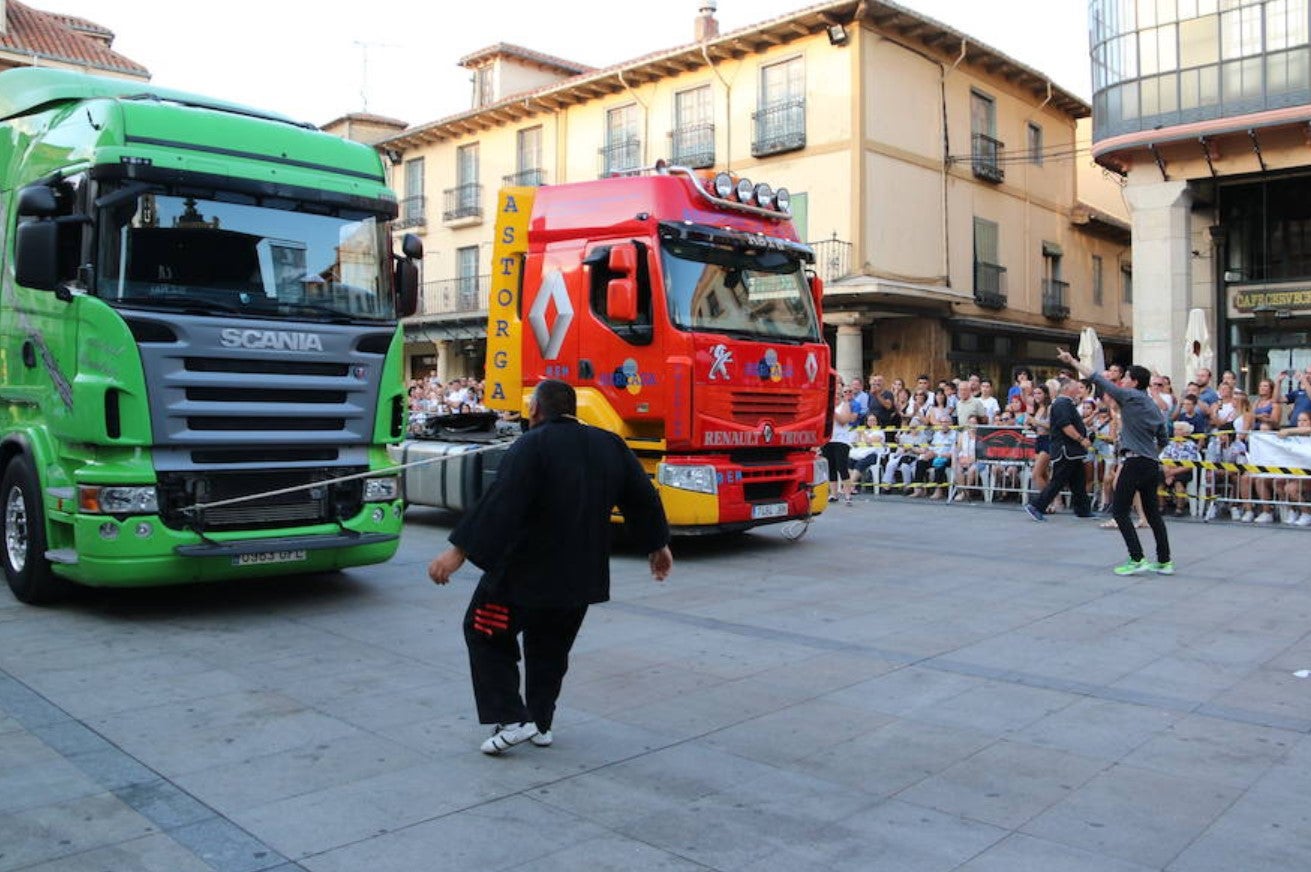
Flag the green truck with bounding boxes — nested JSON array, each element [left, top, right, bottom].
[[0, 68, 421, 603]]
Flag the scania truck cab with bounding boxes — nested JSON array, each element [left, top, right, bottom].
[[0, 68, 421, 603]]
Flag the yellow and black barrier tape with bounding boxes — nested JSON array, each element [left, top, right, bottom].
[[1160, 459, 1310, 476]]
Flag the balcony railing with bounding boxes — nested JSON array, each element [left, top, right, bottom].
[[395, 195, 426, 230], [809, 235, 852, 283], [1042, 279, 1070, 320], [670, 122, 715, 168], [442, 183, 483, 222], [599, 138, 642, 176], [973, 262, 1007, 309], [971, 133, 1005, 183], [502, 168, 545, 187], [752, 99, 806, 157], [421, 275, 490, 316]]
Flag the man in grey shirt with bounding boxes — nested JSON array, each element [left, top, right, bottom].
[[1057, 348, 1172, 576]]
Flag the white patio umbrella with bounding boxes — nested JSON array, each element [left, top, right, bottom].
[[1078, 326, 1106, 376], [1183, 308, 1214, 385]]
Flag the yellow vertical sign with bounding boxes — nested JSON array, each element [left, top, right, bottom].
[[485, 187, 533, 415]]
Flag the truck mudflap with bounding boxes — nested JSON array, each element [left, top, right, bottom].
[[174, 531, 397, 558]]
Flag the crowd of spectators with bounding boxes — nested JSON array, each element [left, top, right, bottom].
[[406, 375, 490, 433], [825, 362, 1311, 527]]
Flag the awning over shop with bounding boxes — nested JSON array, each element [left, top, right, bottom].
[[403, 317, 487, 343]]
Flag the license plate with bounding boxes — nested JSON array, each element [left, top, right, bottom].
[[751, 502, 788, 520], [231, 549, 307, 567]]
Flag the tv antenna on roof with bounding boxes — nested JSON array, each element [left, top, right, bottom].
[[353, 40, 400, 113]]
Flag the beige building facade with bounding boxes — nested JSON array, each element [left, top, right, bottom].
[[379, 0, 1131, 387]]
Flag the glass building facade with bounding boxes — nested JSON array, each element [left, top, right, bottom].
[[1090, 0, 1311, 140]]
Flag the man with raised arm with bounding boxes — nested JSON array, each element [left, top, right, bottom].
[[1056, 347, 1173, 575]]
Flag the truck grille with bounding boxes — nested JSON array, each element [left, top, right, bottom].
[[157, 469, 364, 531], [730, 390, 800, 424]]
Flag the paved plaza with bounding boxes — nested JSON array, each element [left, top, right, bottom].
[[2, 499, 1310, 871]]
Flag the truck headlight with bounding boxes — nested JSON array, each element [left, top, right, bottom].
[[657, 463, 718, 495], [363, 476, 399, 502], [79, 485, 158, 515], [812, 458, 829, 487]]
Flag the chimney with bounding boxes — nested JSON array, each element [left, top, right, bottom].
[[695, 0, 719, 41]]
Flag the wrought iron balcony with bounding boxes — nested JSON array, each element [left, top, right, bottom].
[[809, 235, 852, 283], [442, 183, 483, 223], [1042, 279, 1070, 320], [973, 262, 1007, 309], [598, 138, 642, 177], [421, 275, 490, 316], [752, 99, 806, 157], [502, 168, 545, 187], [670, 122, 715, 169], [395, 195, 426, 230], [971, 133, 1005, 183]]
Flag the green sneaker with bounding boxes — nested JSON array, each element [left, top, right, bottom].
[[1150, 561, 1175, 575], [1113, 558, 1150, 576]]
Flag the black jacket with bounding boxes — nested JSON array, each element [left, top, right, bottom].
[[1049, 394, 1088, 461], [449, 417, 670, 607]]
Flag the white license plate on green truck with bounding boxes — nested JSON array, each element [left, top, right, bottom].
[[231, 549, 307, 567]]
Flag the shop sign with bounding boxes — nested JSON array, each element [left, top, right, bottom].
[[1232, 288, 1311, 312]]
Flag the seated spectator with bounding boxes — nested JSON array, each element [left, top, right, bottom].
[[1175, 393, 1209, 436], [916, 418, 957, 500], [1277, 410, 1311, 526], [953, 414, 982, 501], [847, 415, 888, 492], [1159, 421, 1201, 516], [882, 419, 927, 494]]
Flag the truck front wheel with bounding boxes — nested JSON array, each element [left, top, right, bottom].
[[1, 456, 63, 605]]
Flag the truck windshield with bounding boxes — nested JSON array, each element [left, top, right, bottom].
[[94, 184, 393, 321], [660, 233, 819, 342]]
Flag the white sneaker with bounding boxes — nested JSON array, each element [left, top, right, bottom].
[[481, 721, 538, 755], [1241, 510, 1255, 523], [530, 730, 553, 747], [1229, 506, 1242, 521], [1298, 513, 1311, 527], [1254, 511, 1274, 524], [1286, 511, 1302, 525]]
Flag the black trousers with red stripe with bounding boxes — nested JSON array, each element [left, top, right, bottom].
[[463, 583, 588, 730]]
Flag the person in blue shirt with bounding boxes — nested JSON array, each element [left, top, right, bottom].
[[1175, 393, 1209, 436], [1280, 366, 1311, 424]]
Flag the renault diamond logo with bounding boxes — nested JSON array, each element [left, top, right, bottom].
[[528, 269, 573, 360], [804, 352, 819, 383]]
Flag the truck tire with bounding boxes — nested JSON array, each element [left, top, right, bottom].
[[1, 456, 64, 605]]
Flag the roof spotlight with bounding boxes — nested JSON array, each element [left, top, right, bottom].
[[712, 172, 734, 199], [775, 187, 791, 213], [735, 177, 755, 202], [754, 182, 774, 209]]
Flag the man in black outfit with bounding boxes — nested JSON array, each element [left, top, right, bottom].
[[1024, 376, 1094, 520], [428, 380, 673, 754]]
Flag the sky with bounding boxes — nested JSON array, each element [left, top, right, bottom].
[[50, 1, 1093, 129]]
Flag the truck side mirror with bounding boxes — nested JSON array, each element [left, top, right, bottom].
[[608, 245, 636, 276], [808, 272, 824, 312], [17, 184, 58, 218], [606, 277, 637, 323], [15, 221, 59, 291], [395, 259, 419, 318]]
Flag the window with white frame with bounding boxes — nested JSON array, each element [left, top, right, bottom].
[[602, 104, 641, 175], [753, 57, 805, 156], [672, 86, 714, 168]]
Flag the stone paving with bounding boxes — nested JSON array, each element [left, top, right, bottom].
[[2, 498, 1310, 871]]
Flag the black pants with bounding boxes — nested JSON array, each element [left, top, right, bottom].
[[1030, 454, 1091, 516], [463, 584, 588, 730], [1112, 456, 1170, 563]]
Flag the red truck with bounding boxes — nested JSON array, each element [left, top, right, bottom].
[[399, 164, 831, 533]]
